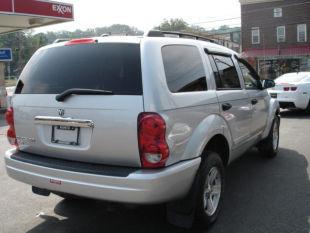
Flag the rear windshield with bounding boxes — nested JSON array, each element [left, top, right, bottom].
[[16, 43, 142, 95], [275, 73, 308, 83]]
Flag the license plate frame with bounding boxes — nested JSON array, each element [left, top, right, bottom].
[[51, 125, 80, 146], [270, 93, 277, 99]]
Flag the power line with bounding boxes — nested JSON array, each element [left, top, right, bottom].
[[190, 2, 310, 27], [198, 19, 310, 47], [192, 17, 241, 25], [194, 17, 310, 36], [189, 1, 310, 29]]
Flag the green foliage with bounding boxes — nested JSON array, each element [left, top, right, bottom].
[[44, 24, 143, 43], [155, 18, 189, 31], [154, 18, 207, 35]]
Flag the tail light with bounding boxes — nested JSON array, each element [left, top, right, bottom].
[[65, 38, 98, 46], [5, 107, 18, 147], [283, 87, 290, 91], [290, 86, 298, 91], [138, 113, 169, 168]]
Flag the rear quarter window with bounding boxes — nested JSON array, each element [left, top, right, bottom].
[[16, 43, 142, 95], [161, 45, 207, 93]]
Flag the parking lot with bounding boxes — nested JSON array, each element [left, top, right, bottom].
[[0, 110, 309, 233]]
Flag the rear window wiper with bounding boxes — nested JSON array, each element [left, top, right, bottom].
[[56, 88, 114, 102]]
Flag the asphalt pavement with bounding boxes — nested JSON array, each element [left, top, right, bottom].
[[0, 110, 309, 233]]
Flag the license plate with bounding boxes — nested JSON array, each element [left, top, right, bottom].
[[270, 93, 277, 98], [51, 125, 80, 145]]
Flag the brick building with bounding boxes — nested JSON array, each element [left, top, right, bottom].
[[240, 0, 310, 79], [206, 28, 242, 53]]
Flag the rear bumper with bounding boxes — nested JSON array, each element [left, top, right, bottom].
[[279, 101, 296, 109], [269, 91, 309, 109], [5, 149, 200, 204], [278, 98, 308, 109]]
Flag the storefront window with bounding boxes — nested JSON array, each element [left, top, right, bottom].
[[258, 59, 301, 79]]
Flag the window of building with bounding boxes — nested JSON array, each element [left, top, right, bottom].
[[251, 27, 260, 44], [277, 26, 286, 42], [297, 24, 307, 42], [274, 8, 282, 17], [162, 45, 207, 93], [209, 55, 241, 89]]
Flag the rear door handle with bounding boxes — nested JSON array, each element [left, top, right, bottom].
[[251, 99, 258, 105], [222, 103, 232, 111]]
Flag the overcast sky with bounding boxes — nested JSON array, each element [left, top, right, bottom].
[[36, 0, 241, 33]]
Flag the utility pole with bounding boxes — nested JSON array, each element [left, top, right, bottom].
[[0, 48, 12, 110], [0, 62, 6, 109]]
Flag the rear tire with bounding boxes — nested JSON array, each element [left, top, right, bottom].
[[305, 100, 310, 113], [194, 151, 225, 228], [258, 116, 280, 158]]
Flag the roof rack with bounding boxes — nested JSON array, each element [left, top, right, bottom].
[[145, 30, 216, 43], [53, 38, 70, 44]]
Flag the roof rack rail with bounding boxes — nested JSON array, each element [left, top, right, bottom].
[[145, 30, 216, 43], [100, 33, 111, 37], [53, 38, 70, 44]]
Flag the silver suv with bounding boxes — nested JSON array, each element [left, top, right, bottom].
[[4, 31, 280, 228]]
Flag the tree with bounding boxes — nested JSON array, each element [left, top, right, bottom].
[[154, 18, 207, 35], [155, 18, 188, 31]]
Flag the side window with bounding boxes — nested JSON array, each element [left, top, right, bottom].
[[209, 55, 241, 89], [237, 59, 261, 90], [162, 45, 207, 93]]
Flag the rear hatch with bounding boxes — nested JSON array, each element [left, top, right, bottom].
[[12, 42, 144, 167]]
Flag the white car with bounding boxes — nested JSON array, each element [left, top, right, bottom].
[[268, 72, 310, 111], [6, 86, 15, 97]]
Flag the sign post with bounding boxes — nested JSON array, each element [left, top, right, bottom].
[[0, 48, 12, 109]]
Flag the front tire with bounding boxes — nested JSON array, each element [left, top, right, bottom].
[[195, 151, 225, 228], [258, 116, 280, 158]]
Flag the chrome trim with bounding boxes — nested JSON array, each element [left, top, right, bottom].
[[34, 116, 94, 128]]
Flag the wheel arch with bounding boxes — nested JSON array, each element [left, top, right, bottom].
[[262, 98, 280, 139], [179, 114, 232, 166], [202, 134, 230, 167]]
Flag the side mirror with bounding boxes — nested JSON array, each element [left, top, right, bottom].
[[263, 79, 275, 89]]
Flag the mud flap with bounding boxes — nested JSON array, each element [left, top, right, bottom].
[[166, 165, 202, 228], [32, 186, 51, 196]]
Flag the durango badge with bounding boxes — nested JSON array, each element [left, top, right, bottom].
[[57, 109, 65, 117]]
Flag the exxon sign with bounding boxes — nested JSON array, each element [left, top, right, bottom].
[[52, 4, 72, 15]]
